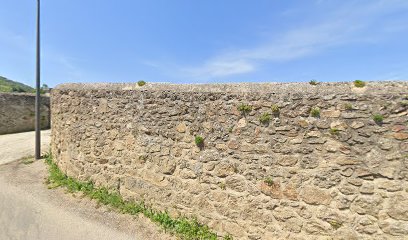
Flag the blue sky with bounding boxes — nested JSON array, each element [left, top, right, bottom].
[[1, 0, 408, 87]]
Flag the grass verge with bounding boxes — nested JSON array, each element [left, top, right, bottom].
[[44, 153, 232, 240]]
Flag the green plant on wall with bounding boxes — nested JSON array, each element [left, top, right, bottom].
[[329, 220, 342, 230], [329, 128, 340, 135], [263, 177, 274, 187], [310, 107, 321, 118], [345, 103, 353, 111], [309, 79, 318, 85], [237, 103, 252, 115], [271, 104, 280, 116], [353, 80, 366, 88], [44, 154, 231, 240], [373, 114, 384, 125], [137, 80, 146, 87], [259, 113, 271, 124], [195, 136, 204, 147]]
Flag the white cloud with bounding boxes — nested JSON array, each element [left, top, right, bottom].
[[181, 0, 408, 78]]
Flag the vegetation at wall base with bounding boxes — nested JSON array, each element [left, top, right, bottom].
[[44, 154, 232, 240]]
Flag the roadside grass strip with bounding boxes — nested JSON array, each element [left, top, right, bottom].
[[44, 154, 232, 240]]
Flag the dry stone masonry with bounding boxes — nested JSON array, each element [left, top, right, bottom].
[[0, 93, 50, 134], [51, 82, 408, 239]]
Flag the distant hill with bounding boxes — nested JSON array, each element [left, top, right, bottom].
[[0, 76, 35, 93]]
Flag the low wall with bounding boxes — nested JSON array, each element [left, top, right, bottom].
[[0, 93, 50, 135], [51, 82, 408, 239]]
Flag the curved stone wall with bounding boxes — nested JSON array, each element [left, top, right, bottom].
[[51, 82, 408, 239]]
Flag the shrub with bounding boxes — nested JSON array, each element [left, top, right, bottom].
[[271, 104, 280, 115], [373, 114, 384, 125], [309, 79, 318, 85], [353, 80, 366, 88], [264, 177, 274, 187], [237, 103, 252, 114], [310, 107, 321, 118], [137, 80, 146, 87], [195, 136, 204, 147], [259, 113, 271, 124]]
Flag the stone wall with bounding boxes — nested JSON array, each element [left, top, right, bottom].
[[0, 93, 50, 135], [51, 82, 408, 239]]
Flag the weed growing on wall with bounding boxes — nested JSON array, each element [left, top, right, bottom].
[[309, 79, 318, 85], [237, 103, 252, 115], [263, 177, 274, 187], [345, 103, 353, 111], [310, 107, 321, 118], [329, 128, 340, 135], [137, 80, 146, 87], [353, 80, 366, 88], [373, 114, 384, 125], [195, 136, 204, 147], [328, 220, 342, 230], [44, 154, 232, 240], [271, 104, 280, 116], [259, 113, 271, 124]]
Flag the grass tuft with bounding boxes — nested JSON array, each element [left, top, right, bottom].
[[271, 104, 280, 116], [258, 113, 271, 124], [137, 80, 146, 87], [372, 114, 384, 125], [329, 128, 340, 135], [195, 136, 204, 147], [353, 80, 366, 88], [310, 107, 321, 118], [237, 103, 252, 114], [44, 154, 231, 240], [263, 177, 274, 187]]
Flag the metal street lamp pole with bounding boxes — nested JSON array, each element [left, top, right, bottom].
[[35, 0, 41, 160]]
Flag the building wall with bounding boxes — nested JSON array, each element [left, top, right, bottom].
[[0, 93, 50, 135], [51, 82, 408, 239]]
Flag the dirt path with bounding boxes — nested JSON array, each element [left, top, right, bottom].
[[0, 131, 174, 240], [0, 130, 51, 165]]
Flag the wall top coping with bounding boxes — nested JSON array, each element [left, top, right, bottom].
[[54, 81, 407, 95]]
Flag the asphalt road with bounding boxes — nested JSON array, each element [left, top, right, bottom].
[[0, 130, 51, 165], [0, 131, 172, 240]]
